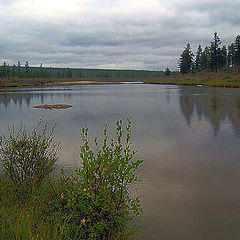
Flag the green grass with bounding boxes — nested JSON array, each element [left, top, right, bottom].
[[0, 175, 61, 240], [0, 77, 140, 89], [0, 77, 109, 88], [144, 67, 240, 88]]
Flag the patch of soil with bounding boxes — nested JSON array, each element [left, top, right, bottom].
[[33, 104, 73, 110]]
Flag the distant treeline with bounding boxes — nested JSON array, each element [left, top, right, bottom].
[[0, 61, 178, 80], [179, 32, 240, 74]]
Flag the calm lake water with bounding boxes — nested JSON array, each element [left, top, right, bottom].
[[1, 83, 240, 239]]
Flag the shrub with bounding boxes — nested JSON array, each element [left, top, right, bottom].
[[51, 119, 143, 239], [0, 119, 59, 193]]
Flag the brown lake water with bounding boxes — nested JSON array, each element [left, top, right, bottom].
[[1, 83, 240, 239]]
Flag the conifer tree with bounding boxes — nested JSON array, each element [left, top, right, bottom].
[[201, 46, 210, 71], [209, 32, 222, 72], [17, 61, 21, 78], [234, 35, 240, 72], [12, 64, 16, 78], [178, 43, 194, 74], [219, 45, 227, 69], [25, 61, 29, 77], [164, 67, 171, 76], [1, 62, 7, 78], [40, 63, 43, 78], [195, 45, 203, 72], [228, 43, 235, 68], [67, 67, 72, 78]]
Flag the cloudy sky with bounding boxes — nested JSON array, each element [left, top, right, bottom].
[[0, 0, 239, 70]]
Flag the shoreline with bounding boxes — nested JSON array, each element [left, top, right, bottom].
[[0, 78, 142, 90], [2, 72, 240, 90], [144, 69, 240, 88], [144, 82, 240, 88]]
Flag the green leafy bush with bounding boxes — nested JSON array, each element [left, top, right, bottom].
[[51, 119, 143, 239], [0, 119, 59, 193]]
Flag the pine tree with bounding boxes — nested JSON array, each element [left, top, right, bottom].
[[234, 35, 240, 72], [201, 46, 210, 71], [12, 64, 16, 78], [67, 67, 72, 78], [1, 62, 7, 78], [195, 45, 203, 72], [164, 67, 171, 76], [6, 64, 10, 78], [178, 43, 194, 74], [25, 61, 29, 77], [17, 61, 21, 78], [209, 32, 222, 72], [40, 63, 43, 78], [219, 45, 227, 70], [228, 43, 235, 68]]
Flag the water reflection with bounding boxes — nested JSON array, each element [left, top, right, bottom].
[[0, 91, 45, 108], [1, 84, 240, 239], [3, 86, 240, 136], [0, 89, 81, 109], [180, 87, 240, 135]]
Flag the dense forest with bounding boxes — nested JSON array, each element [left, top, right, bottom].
[[179, 32, 240, 74], [0, 61, 177, 80]]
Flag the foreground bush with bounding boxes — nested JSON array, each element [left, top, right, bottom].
[[0, 119, 59, 193], [50, 119, 143, 239], [0, 119, 142, 239]]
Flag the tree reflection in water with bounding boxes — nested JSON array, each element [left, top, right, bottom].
[[179, 87, 240, 136]]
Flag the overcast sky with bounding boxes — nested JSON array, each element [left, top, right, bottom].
[[0, 0, 239, 70]]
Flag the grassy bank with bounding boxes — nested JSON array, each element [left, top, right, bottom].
[[144, 68, 240, 88], [0, 77, 116, 88], [0, 175, 61, 240]]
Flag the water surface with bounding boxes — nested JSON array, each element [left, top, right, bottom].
[[1, 84, 240, 240]]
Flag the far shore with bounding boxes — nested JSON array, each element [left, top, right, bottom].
[[49, 80, 110, 85], [0, 77, 141, 90], [2, 69, 240, 90]]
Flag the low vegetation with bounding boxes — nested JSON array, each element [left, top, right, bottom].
[[144, 67, 240, 88], [0, 119, 142, 239], [0, 77, 108, 88]]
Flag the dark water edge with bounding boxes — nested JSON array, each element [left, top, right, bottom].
[[1, 84, 240, 240]]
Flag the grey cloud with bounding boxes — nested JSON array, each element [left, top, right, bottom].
[[0, 0, 240, 70]]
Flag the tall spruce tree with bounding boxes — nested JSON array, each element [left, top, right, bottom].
[[164, 67, 171, 76], [25, 61, 29, 77], [12, 64, 16, 78], [219, 45, 227, 70], [40, 63, 43, 78], [234, 35, 240, 72], [195, 45, 203, 72], [228, 43, 235, 68], [209, 32, 222, 72], [178, 43, 194, 74], [201, 46, 210, 71], [17, 61, 21, 78], [1, 62, 7, 78]]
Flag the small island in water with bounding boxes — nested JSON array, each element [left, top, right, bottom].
[[33, 104, 73, 110]]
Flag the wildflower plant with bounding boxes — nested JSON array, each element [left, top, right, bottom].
[[53, 119, 143, 239]]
